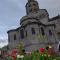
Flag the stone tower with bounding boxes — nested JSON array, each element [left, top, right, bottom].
[[20, 0, 57, 52], [25, 0, 39, 14]]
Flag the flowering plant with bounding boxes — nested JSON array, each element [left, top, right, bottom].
[[39, 48, 45, 53]]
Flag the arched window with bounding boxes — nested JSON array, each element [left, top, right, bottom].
[[41, 27, 45, 35], [59, 44, 60, 52], [20, 29, 24, 39], [49, 30, 52, 36], [14, 34, 16, 40], [8, 36, 10, 42], [26, 31, 27, 37], [58, 42, 60, 52], [31, 28, 35, 35]]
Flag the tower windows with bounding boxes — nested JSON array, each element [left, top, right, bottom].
[[28, 4, 31, 7], [49, 30, 52, 36], [20, 29, 24, 39], [34, 8, 37, 11], [31, 28, 35, 35], [33, 3, 36, 6], [14, 34, 16, 40], [41, 27, 45, 35]]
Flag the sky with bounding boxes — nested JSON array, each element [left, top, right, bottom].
[[0, 0, 60, 48]]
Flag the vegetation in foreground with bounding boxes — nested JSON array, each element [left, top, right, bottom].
[[0, 44, 60, 60]]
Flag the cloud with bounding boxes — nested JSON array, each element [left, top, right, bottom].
[[38, 0, 60, 17], [0, 43, 8, 48]]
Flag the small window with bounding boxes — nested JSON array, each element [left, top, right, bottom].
[[33, 4, 36, 6], [20, 30, 24, 39], [49, 30, 52, 36], [41, 27, 45, 35], [14, 34, 16, 40], [59, 45, 60, 51], [28, 4, 31, 7], [31, 28, 35, 35], [26, 31, 27, 37], [34, 8, 37, 11]]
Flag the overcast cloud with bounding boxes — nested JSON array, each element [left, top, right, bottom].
[[0, 0, 60, 48]]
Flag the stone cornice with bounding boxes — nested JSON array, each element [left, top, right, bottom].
[[7, 27, 21, 33], [21, 21, 55, 28], [20, 17, 39, 25], [7, 21, 55, 33], [49, 15, 60, 22], [24, 42, 57, 47]]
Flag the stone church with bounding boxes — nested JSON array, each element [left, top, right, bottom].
[[7, 0, 60, 52]]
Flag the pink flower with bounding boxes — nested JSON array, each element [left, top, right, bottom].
[[11, 49, 17, 60]]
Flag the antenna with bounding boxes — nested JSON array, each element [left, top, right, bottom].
[[58, 8, 60, 15]]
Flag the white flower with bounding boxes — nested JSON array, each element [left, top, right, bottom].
[[49, 45, 52, 48], [17, 55, 20, 58], [17, 55, 24, 58], [48, 55, 50, 57], [42, 55, 44, 56], [20, 55, 24, 58], [44, 54, 47, 57]]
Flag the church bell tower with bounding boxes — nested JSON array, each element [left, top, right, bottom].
[[25, 0, 39, 15]]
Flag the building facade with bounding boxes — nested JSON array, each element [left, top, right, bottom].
[[7, 0, 60, 52]]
